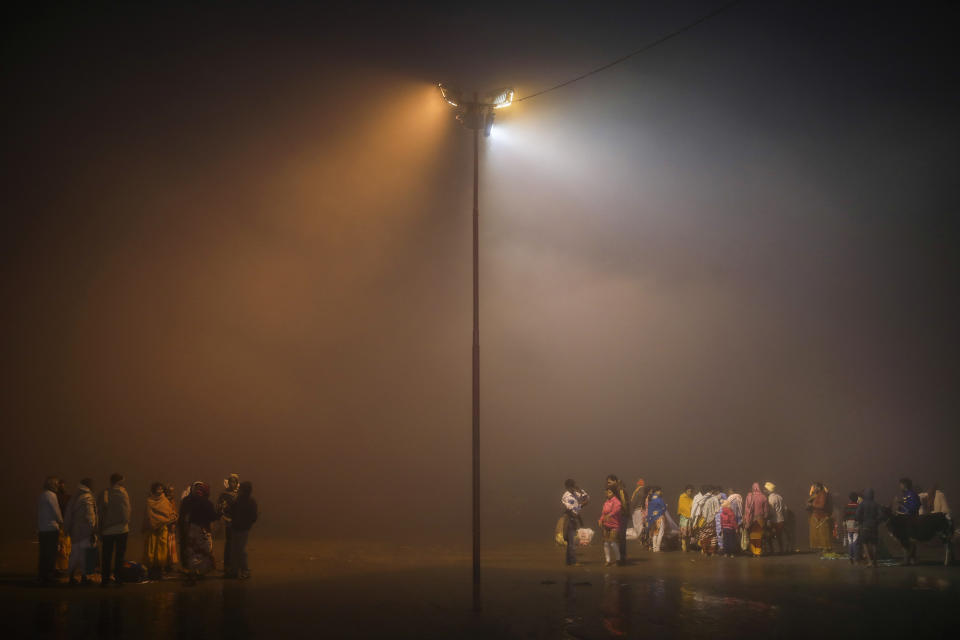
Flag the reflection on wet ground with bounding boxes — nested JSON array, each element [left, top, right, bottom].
[[2, 539, 958, 638]]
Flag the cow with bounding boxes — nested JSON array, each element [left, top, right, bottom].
[[886, 513, 954, 566]]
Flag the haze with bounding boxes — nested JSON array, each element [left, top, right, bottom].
[[3, 2, 957, 545]]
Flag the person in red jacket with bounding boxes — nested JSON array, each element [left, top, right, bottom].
[[719, 499, 739, 558]]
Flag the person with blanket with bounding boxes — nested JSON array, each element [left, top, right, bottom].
[[646, 487, 668, 552], [143, 482, 177, 578], [744, 483, 769, 556]]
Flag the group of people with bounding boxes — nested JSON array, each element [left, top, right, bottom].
[[840, 478, 951, 567], [36, 472, 258, 586], [560, 476, 952, 567]]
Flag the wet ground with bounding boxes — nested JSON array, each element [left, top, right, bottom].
[[2, 537, 958, 638]]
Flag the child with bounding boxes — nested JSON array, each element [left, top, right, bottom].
[[599, 488, 623, 567], [720, 499, 739, 558]]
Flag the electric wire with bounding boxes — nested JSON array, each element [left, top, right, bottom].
[[515, 0, 744, 103]]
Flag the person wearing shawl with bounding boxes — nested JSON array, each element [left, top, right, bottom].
[[698, 488, 721, 556], [629, 479, 648, 544], [218, 474, 241, 570], [163, 484, 179, 571], [744, 483, 769, 556], [598, 487, 623, 567], [63, 478, 97, 586], [178, 482, 198, 571], [714, 491, 728, 553], [677, 486, 694, 552], [807, 482, 833, 552], [719, 497, 739, 558], [184, 482, 221, 580], [646, 488, 668, 552], [54, 479, 71, 574], [142, 482, 177, 578], [855, 488, 884, 568], [689, 486, 709, 551]]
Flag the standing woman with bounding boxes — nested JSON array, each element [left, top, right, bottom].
[[807, 482, 833, 553], [629, 479, 647, 541], [646, 488, 667, 552], [677, 486, 694, 552], [142, 482, 177, 579], [599, 487, 623, 567], [184, 482, 221, 580], [164, 484, 179, 571], [698, 488, 721, 556], [744, 483, 769, 556], [605, 475, 629, 565], [55, 480, 72, 574]]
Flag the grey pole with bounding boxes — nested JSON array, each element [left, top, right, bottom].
[[472, 92, 481, 614]]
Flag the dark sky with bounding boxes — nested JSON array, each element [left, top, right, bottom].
[[2, 1, 958, 542]]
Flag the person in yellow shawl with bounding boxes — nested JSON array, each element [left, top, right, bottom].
[[677, 486, 694, 552], [143, 482, 178, 579]]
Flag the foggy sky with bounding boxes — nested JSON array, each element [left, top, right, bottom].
[[2, 1, 958, 543]]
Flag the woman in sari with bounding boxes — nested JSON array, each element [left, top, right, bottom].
[[807, 482, 833, 552], [646, 488, 668, 552], [143, 482, 177, 578], [163, 484, 179, 571], [677, 486, 694, 552], [698, 488, 721, 556], [184, 482, 220, 580], [55, 480, 71, 573], [744, 483, 768, 556]]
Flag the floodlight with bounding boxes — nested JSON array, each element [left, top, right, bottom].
[[487, 88, 514, 109], [438, 83, 461, 108]]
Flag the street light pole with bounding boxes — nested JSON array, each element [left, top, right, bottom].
[[471, 93, 481, 615], [437, 83, 513, 615]]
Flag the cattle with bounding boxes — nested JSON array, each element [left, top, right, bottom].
[[886, 513, 954, 566]]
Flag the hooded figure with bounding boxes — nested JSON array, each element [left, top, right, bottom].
[[63, 481, 97, 583], [855, 489, 884, 567]]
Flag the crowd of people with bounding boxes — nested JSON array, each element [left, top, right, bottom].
[[36, 473, 258, 586], [560, 476, 952, 567]]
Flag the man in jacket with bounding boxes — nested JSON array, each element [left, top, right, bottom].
[[98, 473, 131, 586], [64, 478, 97, 585], [36, 476, 63, 585], [225, 481, 258, 579]]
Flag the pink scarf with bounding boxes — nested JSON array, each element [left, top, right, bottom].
[[744, 483, 768, 524]]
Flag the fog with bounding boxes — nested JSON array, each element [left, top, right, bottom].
[[3, 2, 958, 544]]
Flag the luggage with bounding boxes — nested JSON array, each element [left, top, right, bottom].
[[118, 560, 148, 583], [576, 528, 595, 546]]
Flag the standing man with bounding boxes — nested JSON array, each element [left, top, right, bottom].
[[225, 481, 258, 579], [561, 479, 589, 566], [218, 474, 240, 571], [99, 473, 131, 586], [897, 477, 920, 516], [36, 476, 63, 585], [764, 482, 786, 554], [64, 478, 97, 586], [606, 475, 629, 565]]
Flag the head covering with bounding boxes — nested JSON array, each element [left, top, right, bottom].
[[636, 479, 645, 487], [764, 482, 775, 493], [224, 473, 240, 489], [745, 482, 769, 523], [194, 481, 210, 498]]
